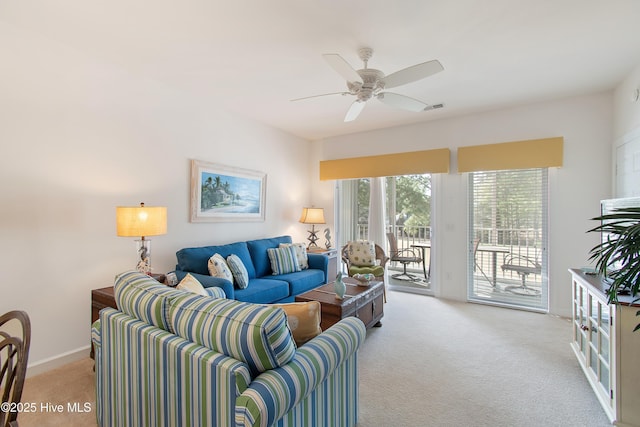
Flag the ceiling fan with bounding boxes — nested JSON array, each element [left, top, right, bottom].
[[292, 47, 444, 122]]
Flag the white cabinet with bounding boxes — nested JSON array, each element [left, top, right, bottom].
[[570, 269, 640, 426]]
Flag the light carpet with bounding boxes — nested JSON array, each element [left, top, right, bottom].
[[18, 291, 611, 426]]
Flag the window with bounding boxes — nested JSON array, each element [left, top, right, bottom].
[[468, 168, 548, 311]]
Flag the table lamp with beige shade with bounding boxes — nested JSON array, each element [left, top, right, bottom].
[[299, 207, 325, 249], [116, 202, 167, 274]]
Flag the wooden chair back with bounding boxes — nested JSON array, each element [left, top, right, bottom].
[[1, 310, 31, 427]]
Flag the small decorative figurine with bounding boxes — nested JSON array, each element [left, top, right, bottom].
[[324, 228, 332, 250], [334, 272, 346, 300]]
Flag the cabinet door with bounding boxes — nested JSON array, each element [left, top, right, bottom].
[[573, 280, 588, 359], [588, 295, 611, 398]]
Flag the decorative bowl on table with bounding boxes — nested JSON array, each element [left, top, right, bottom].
[[353, 273, 375, 286]]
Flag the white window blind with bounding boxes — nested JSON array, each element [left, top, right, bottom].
[[468, 168, 548, 311]]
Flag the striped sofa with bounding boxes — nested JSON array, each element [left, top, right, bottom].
[[92, 271, 366, 427]]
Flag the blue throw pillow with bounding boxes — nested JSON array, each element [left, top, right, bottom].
[[227, 254, 249, 289]]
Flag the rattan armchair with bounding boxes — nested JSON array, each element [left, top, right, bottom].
[[342, 242, 389, 302]]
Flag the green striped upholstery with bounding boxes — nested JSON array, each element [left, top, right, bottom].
[[93, 271, 366, 427], [167, 292, 296, 377], [235, 317, 366, 427], [93, 309, 252, 427], [204, 286, 227, 299], [113, 271, 176, 330]]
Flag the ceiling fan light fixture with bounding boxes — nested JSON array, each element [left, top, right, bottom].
[[298, 48, 445, 122]]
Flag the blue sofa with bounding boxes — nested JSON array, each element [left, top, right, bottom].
[[175, 235, 328, 303], [92, 271, 366, 427]]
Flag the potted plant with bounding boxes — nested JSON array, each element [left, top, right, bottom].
[[588, 206, 640, 331]]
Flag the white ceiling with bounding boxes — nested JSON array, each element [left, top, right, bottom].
[[3, 1, 640, 140]]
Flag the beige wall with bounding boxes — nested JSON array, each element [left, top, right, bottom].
[[613, 63, 640, 140], [313, 92, 614, 318], [0, 22, 312, 369]]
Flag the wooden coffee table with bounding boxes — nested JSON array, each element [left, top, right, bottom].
[[295, 277, 384, 331]]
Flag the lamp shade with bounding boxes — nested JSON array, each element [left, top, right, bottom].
[[299, 207, 326, 224], [116, 203, 167, 237]]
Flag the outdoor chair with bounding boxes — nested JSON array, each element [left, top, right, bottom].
[[501, 251, 542, 295], [473, 239, 494, 285], [1, 310, 31, 427], [386, 232, 423, 281], [342, 241, 389, 302]]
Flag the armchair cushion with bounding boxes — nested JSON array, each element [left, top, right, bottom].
[[349, 264, 385, 277], [346, 240, 376, 266]]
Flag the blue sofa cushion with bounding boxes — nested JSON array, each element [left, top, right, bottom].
[[247, 236, 292, 278], [176, 242, 256, 279], [273, 269, 326, 296], [234, 278, 290, 304]]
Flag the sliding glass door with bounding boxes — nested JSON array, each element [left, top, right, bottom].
[[336, 174, 431, 290], [468, 169, 548, 311]]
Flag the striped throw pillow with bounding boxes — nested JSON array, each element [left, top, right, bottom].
[[267, 246, 300, 275], [227, 254, 249, 289], [279, 242, 309, 270]]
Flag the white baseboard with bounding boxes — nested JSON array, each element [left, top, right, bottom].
[[26, 345, 91, 378]]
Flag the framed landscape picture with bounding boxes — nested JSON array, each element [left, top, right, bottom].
[[190, 159, 266, 222]]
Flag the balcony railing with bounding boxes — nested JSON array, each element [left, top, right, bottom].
[[355, 224, 542, 286]]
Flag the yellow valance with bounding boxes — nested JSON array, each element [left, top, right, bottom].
[[457, 137, 563, 173], [319, 148, 450, 180]]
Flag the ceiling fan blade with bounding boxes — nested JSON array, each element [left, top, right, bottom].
[[323, 54, 363, 84], [344, 100, 366, 122], [383, 59, 444, 89], [377, 92, 429, 112], [290, 92, 349, 102]]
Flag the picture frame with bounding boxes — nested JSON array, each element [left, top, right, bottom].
[[190, 159, 266, 222]]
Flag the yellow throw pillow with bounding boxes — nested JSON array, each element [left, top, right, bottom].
[[176, 273, 208, 296], [273, 301, 322, 346]]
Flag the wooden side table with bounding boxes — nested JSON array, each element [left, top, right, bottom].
[[308, 248, 339, 279]]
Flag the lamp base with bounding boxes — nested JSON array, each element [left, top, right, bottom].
[[306, 225, 320, 249], [135, 239, 152, 274]]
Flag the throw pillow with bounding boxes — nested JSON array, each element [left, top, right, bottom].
[[176, 273, 208, 296], [347, 240, 376, 266], [207, 253, 234, 282], [280, 242, 309, 270], [267, 246, 301, 275], [227, 254, 249, 289], [272, 301, 322, 346]]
